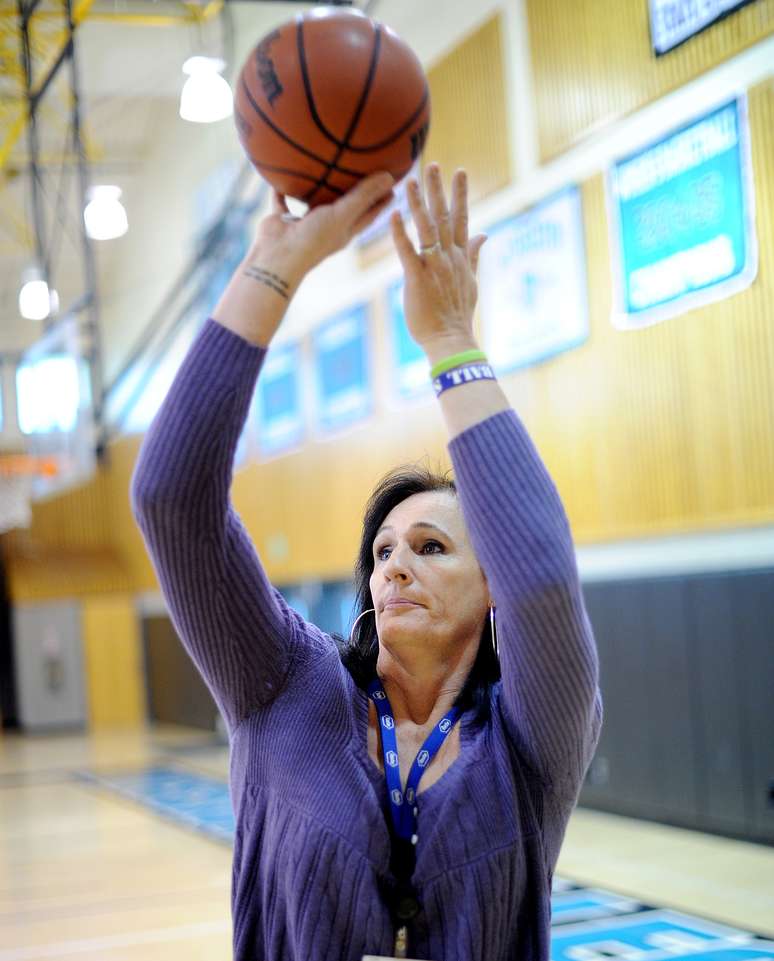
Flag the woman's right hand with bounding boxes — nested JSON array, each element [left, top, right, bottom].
[[250, 171, 395, 284], [213, 171, 394, 346]]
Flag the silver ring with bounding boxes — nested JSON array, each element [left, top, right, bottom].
[[419, 241, 442, 255]]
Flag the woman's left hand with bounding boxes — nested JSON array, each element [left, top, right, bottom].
[[390, 162, 487, 362]]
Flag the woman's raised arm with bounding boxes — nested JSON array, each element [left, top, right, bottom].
[[391, 163, 602, 798], [131, 173, 396, 737]]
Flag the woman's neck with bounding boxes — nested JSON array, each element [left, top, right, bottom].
[[375, 639, 477, 727]]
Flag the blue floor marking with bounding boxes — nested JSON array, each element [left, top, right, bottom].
[[74, 765, 774, 957], [549, 910, 769, 961], [552, 889, 645, 924], [74, 765, 235, 842]]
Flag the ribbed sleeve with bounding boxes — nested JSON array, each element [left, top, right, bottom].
[[130, 318, 297, 735], [448, 409, 603, 797]]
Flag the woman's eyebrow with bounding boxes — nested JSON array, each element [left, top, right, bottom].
[[410, 521, 450, 538], [374, 521, 451, 539]]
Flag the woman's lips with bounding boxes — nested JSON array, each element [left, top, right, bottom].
[[383, 599, 421, 610]]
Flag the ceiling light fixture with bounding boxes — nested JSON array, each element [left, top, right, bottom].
[[179, 56, 233, 123], [84, 185, 129, 240], [18, 265, 58, 321]]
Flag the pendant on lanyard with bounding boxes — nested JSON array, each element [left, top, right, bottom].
[[366, 678, 461, 844]]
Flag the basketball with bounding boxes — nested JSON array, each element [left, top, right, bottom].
[[233, 8, 430, 207]]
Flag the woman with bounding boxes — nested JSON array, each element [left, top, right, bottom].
[[131, 162, 603, 961]]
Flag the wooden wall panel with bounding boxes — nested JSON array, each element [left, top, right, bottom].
[[3, 547, 132, 602], [6, 472, 111, 551], [423, 13, 511, 201], [0, 454, 132, 601], [358, 13, 511, 265], [512, 80, 774, 540], [82, 594, 146, 729], [103, 433, 156, 587], [527, 0, 774, 161]]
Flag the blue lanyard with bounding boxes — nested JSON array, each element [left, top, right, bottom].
[[367, 678, 461, 842]]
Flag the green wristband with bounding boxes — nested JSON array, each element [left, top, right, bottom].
[[430, 350, 488, 379]]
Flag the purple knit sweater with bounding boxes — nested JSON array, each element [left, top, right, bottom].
[[131, 317, 602, 961]]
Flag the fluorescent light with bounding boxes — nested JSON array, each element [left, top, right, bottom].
[[179, 56, 233, 123], [84, 184, 128, 240]]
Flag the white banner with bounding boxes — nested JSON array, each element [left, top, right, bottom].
[[649, 0, 758, 55], [479, 186, 589, 375]]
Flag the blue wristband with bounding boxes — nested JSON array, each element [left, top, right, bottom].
[[433, 362, 497, 396]]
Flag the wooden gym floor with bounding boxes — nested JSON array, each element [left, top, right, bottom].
[[1, 725, 772, 960]]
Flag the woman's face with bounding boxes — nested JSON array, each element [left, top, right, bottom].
[[369, 490, 489, 656]]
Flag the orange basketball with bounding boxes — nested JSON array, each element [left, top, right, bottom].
[[234, 8, 430, 207]]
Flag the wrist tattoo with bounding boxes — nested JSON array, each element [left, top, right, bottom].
[[243, 265, 291, 300]]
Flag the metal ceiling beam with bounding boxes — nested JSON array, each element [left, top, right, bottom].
[[0, 0, 96, 172], [17, 0, 48, 284], [0, 0, 220, 18], [65, 0, 104, 448], [84, 0, 224, 26], [19, 0, 42, 29], [14, 0, 105, 463]]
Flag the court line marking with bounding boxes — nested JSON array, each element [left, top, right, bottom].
[[0, 920, 231, 960]]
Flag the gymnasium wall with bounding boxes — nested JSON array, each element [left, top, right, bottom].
[[121, 19, 774, 588], [527, 0, 774, 161], [4, 1, 774, 764]]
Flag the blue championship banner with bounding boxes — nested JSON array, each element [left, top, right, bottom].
[[256, 341, 304, 458], [649, 0, 759, 55], [479, 186, 589, 374], [313, 304, 372, 435], [608, 97, 757, 329]]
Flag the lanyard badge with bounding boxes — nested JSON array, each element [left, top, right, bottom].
[[367, 678, 460, 843]]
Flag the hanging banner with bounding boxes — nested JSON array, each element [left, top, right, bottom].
[[608, 97, 757, 329], [479, 186, 589, 374], [255, 341, 304, 457], [386, 279, 431, 401], [313, 304, 372, 435], [649, 0, 758, 55]]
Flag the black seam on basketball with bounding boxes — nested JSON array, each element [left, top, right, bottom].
[[296, 19, 342, 149], [251, 161, 347, 195], [240, 75, 364, 179], [302, 21, 382, 204], [345, 85, 429, 152], [296, 26, 428, 154]]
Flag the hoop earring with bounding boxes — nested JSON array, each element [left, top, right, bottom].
[[489, 605, 499, 659], [350, 608, 375, 644]]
